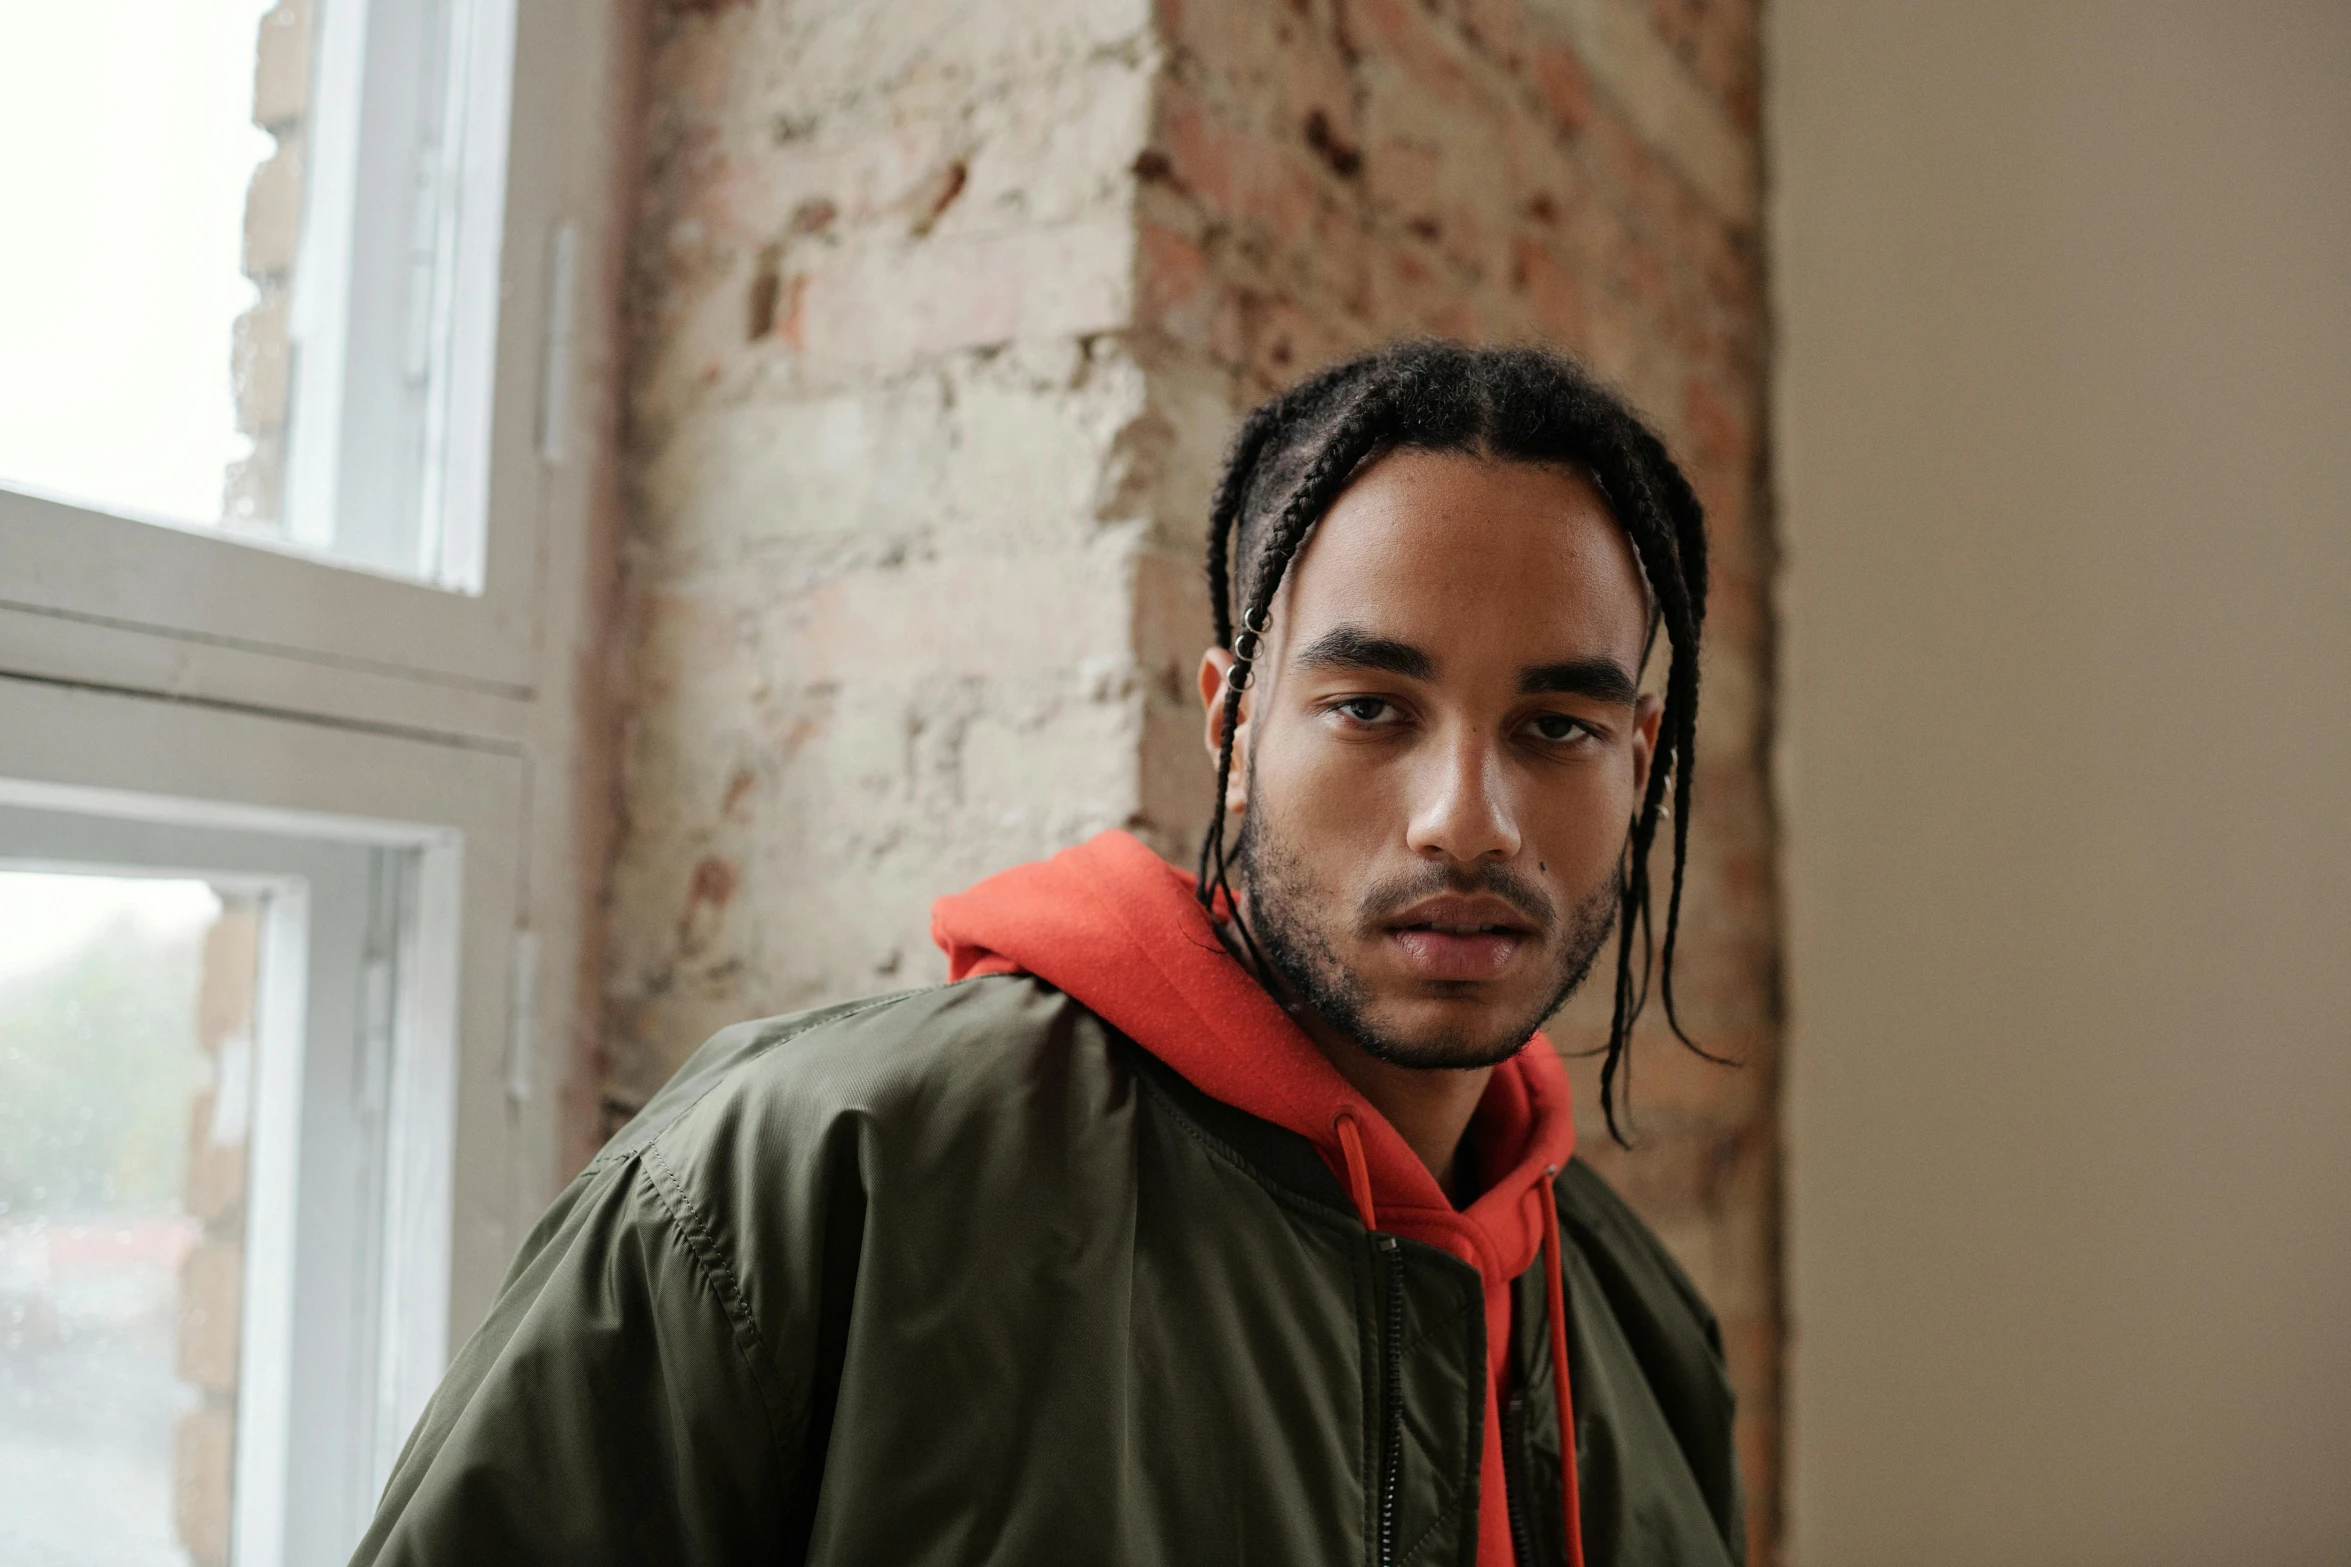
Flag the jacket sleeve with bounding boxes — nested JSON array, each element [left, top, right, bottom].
[[1554, 1159, 1745, 1564], [349, 1147, 800, 1567]]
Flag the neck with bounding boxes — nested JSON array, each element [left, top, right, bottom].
[[1217, 895, 1493, 1201], [1290, 1006, 1493, 1204]]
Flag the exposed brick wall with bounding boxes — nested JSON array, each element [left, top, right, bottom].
[[604, 0, 1166, 1111], [608, 0, 1777, 1554], [1646, 0, 1762, 132], [225, 0, 311, 533], [174, 899, 259, 1567]]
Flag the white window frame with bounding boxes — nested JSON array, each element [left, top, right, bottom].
[[284, 0, 515, 587]]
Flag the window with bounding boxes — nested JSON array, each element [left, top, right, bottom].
[[0, 872, 242, 1567], [0, 2, 272, 535], [0, 682, 524, 1567], [0, 0, 609, 1553], [0, 0, 518, 590], [0, 840, 428, 1567], [0, 0, 557, 693]]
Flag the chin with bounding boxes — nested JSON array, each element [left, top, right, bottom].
[[1354, 998, 1537, 1071]]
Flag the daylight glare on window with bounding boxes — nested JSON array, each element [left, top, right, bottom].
[[0, 2, 276, 532]]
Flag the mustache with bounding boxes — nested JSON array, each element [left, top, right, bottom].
[[1356, 861, 1559, 935]]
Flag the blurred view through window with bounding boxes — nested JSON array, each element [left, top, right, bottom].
[[0, 873, 257, 1567], [0, 793, 457, 1567]]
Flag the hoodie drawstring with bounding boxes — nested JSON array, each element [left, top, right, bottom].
[[1340, 1117, 1584, 1567], [1537, 1169, 1586, 1567], [1333, 1112, 1379, 1232]]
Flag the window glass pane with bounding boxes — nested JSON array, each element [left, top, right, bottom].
[[0, 0, 503, 592], [0, 3, 275, 532], [0, 873, 258, 1567]]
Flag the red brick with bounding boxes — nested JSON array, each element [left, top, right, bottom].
[[1648, 0, 1762, 134], [1509, 234, 1588, 349], [1364, 133, 1444, 230], [1529, 42, 1593, 136], [1310, 198, 1376, 318], [175, 1405, 234, 1564], [251, 1, 310, 129], [183, 1092, 247, 1223], [1139, 218, 1214, 342], [176, 1240, 242, 1395], [1239, 289, 1350, 390], [1160, 87, 1321, 255], [197, 906, 259, 1051], [1452, 0, 1527, 69], [1163, 0, 1274, 85], [1280, 27, 1361, 154], [1346, 0, 1476, 108], [1682, 369, 1747, 466]]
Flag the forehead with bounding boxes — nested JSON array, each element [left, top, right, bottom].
[[1277, 449, 1651, 665]]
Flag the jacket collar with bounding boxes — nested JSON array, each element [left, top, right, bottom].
[[931, 829, 1577, 1286]]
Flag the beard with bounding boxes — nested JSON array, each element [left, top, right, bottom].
[[1230, 794, 1623, 1071]]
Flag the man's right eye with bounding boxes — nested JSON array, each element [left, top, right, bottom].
[[1334, 697, 1395, 724]]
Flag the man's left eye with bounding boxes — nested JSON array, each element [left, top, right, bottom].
[[1531, 714, 1591, 742]]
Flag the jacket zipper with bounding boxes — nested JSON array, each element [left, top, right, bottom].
[[1376, 1235, 1404, 1567], [1501, 1392, 1536, 1566]]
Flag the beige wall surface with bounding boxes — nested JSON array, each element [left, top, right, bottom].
[[1770, 3, 2350, 1562]]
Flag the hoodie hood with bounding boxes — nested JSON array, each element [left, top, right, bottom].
[[931, 829, 1578, 1269]]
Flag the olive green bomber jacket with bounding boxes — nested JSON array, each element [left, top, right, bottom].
[[352, 978, 1743, 1566]]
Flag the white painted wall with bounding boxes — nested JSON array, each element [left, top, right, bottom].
[[1769, 4, 2351, 1562]]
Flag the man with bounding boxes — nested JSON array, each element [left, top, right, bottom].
[[354, 342, 1741, 1566]]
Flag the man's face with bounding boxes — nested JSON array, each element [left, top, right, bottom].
[[1201, 450, 1663, 1070]]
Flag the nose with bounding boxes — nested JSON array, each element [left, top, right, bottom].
[[1402, 722, 1522, 866]]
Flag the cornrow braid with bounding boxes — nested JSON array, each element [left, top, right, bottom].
[[1202, 407, 1272, 651], [1197, 340, 1716, 1143]]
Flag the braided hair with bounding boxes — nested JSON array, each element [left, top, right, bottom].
[[1198, 340, 1713, 1142]]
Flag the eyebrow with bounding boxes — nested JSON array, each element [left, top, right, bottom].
[[1292, 623, 1641, 706], [1518, 657, 1641, 706], [1291, 626, 1436, 681]]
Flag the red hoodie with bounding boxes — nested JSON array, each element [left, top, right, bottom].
[[932, 830, 1585, 1567]]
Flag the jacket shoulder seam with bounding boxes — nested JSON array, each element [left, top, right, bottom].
[[635, 1142, 796, 1481], [581, 989, 933, 1177]]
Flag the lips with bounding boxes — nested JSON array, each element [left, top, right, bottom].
[[1382, 894, 1539, 983]]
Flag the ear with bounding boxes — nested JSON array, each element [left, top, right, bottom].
[[1628, 692, 1666, 801], [1197, 648, 1253, 814]]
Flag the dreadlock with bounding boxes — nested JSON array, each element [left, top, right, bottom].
[[1196, 340, 1713, 1144]]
